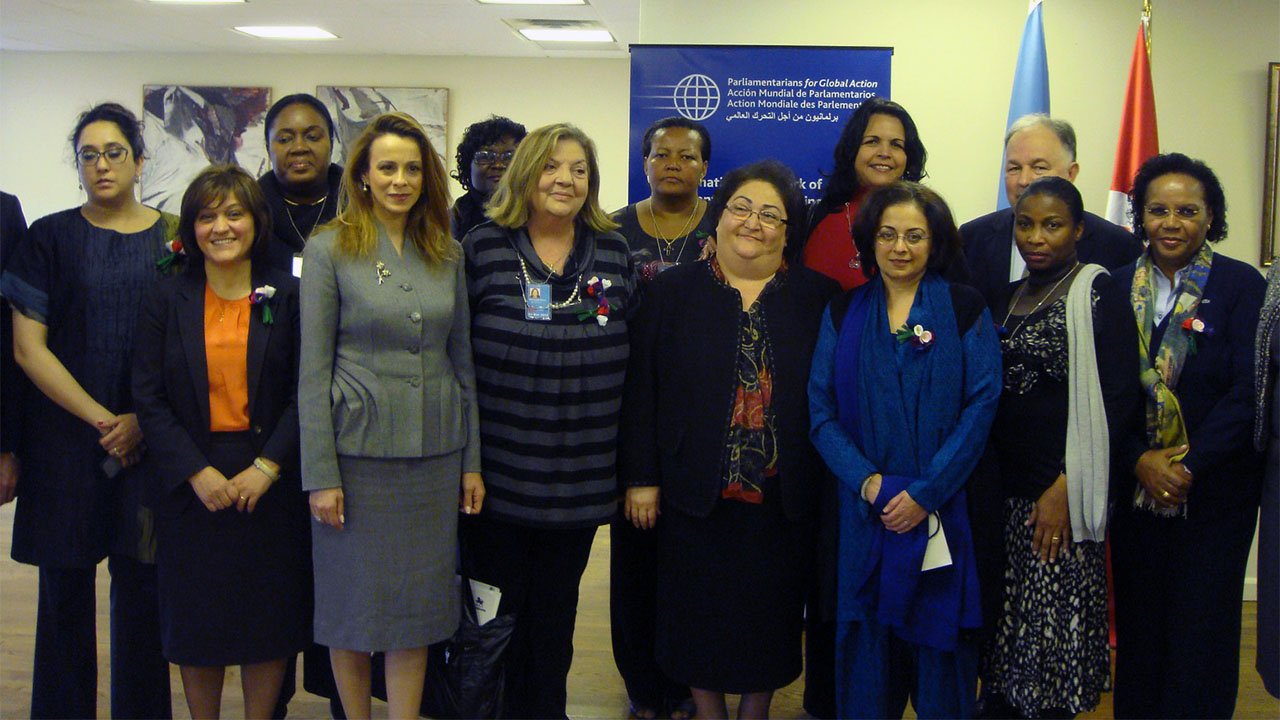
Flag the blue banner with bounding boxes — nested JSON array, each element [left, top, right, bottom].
[[628, 45, 893, 204]]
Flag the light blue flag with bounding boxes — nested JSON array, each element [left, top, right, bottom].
[[997, 0, 1051, 209]]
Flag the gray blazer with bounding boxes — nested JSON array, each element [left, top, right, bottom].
[[299, 227, 481, 491]]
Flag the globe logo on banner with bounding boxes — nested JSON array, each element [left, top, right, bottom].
[[672, 74, 720, 121]]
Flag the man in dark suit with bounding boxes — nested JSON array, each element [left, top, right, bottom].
[[960, 114, 1143, 310]]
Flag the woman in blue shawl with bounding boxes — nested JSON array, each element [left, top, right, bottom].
[[809, 181, 1001, 718]]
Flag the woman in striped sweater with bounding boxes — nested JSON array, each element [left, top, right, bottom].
[[460, 122, 634, 720]]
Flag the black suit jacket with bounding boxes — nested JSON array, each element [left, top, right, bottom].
[[619, 260, 841, 521], [1111, 253, 1266, 520], [132, 266, 301, 512], [960, 208, 1142, 311]]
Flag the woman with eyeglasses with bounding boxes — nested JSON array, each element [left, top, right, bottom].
[[808, 181, 1001, 718], [621, 159, 839, 719], [450, 116, 526, 241], [462, 123, 633, 719], [1, 102, 175, 719], [1109, 153, 1266, 719]]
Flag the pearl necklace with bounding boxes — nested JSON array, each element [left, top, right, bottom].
[[518, 256, 581, 309]]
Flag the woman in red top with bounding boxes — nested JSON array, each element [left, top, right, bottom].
[[795, 97, 929, 718], [793, 98, 927, 291]]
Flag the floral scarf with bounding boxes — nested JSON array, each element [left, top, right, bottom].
[[1130, 242, 1213, 516], [712, 256, 787, 503]]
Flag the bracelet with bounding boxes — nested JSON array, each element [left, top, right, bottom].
[[253, 457, 280, 482]]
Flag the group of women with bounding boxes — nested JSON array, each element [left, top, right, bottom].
[[0, 92, 1276, 720]]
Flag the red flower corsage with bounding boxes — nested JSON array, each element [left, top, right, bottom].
[[895, 323, 935, 351], [250, 285, 276, 325], [157, 238, 184, 273], [1181, 316, 1210, 334], [1181, 316, 1212, 353], [576, 275, 612, 326]]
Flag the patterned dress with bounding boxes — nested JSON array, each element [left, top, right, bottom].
[[983, 292, 1111, 716]]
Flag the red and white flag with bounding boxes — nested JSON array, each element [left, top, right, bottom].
[[1104, 15, 1159, 229]]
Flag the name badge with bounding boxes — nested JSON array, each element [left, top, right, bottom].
[[525, 283, 551, 321], [292, 254, 304, 278]]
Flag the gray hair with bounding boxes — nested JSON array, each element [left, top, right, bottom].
[[1004, 114, 1077, 161]]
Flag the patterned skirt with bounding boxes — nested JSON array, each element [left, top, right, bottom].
[[982, 497, 1111, 716]]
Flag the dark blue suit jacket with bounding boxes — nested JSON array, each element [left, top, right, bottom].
[[1112, 252, 1266, 519], [960, 208, 1142, 311]]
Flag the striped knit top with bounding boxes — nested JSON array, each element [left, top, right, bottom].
[[463, 220, 634, 528]]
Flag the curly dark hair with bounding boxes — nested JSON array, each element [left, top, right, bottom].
[[70, 102, 146, 161], [851, 181, 962, 280], [451, 116, 527, 192], [818, 98, 927, 207], [1128, 152, 1228, 244], [708, 159, 808, 250], [641, 116, 711, 162]]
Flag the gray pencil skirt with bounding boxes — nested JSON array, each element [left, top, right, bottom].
[[312, 452, 461, 652]]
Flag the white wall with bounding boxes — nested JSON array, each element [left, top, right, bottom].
[[1, 0, 1275, 592], [0, 52, 632, 221], [640, 0, 1280, 267]]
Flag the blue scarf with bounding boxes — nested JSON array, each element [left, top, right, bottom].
[[832, 272, 982, 650]]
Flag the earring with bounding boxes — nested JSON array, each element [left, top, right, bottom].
[[362, 182, 370, 193]]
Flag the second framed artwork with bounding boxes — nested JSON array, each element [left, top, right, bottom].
[[315, 86, 449, 167]]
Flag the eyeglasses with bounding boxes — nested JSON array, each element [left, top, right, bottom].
[[1144, 204, 1204, 220], [76, 146, 131, 167], [874, 228, 929, 246], [474, 150, 514, 166], [725, 202, 786, 229]]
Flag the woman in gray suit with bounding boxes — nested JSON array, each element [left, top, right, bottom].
[[299, 112, 485, 720]]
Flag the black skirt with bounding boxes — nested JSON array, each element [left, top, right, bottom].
[[654, 484, 809, 694], [155, 432, 312, 666]]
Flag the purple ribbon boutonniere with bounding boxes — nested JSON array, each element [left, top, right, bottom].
[[250, 285, 277, 325], [895, 323, 935, 351], [576, 276, 612, 326]]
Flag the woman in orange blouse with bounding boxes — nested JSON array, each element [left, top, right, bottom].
[[133, 165, 310, 719]]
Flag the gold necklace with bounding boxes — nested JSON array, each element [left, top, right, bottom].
[[282, 194, 328, 246], [648, 198, 699, 262], [1001, 262, 1080, 332]]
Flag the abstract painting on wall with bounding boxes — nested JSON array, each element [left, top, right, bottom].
[[140, 85, 272, 214], [315, 86, 449, 167]]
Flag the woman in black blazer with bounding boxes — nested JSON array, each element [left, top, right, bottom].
[[620, 160, 840, 719], [1109, 153, 1266, 719], [133, 165, 310, 719]]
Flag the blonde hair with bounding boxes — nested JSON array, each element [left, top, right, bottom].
[[485, 123, 618, 233], [327, 112, 455, 263]]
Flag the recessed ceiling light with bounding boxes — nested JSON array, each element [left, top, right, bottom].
[[518, 28, 613, 42], [148, 1, 246, 5], [476, 1, 586, 5], [233, 26, 338, 40]]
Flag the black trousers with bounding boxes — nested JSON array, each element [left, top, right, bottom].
[[32, 555, 170, 720], [461, 514, 597, 720], [1111, 504, 1257, 719], [609, 512, 689, 711]]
